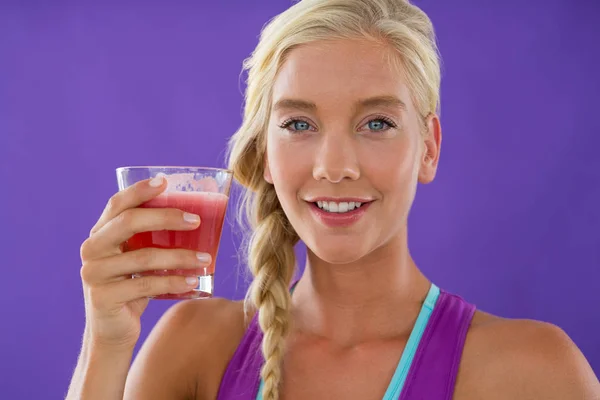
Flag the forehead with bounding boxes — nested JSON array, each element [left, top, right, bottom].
[[272, 38, 412, 106]]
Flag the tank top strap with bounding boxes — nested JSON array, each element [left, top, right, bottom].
[[216, 279, 300, 400], [216, 312, 264, 400], [398, 290, 476, 400]]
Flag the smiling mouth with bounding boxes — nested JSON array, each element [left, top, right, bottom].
[[312, 200, 368, 213]]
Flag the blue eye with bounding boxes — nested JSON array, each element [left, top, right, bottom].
[[368, 120, 386, 131], [279, 119, 313, 132], [292, 121, 310, 131], [366, 117, 396, 132]]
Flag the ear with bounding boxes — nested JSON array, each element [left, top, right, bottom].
[[418, 113, 442, 184], [264, 153, 273, 184]]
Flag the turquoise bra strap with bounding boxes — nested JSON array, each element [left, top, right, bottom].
[[256, 379, 265, 400], [381, 283, 440, 399]]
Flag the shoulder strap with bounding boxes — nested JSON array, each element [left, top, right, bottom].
[[218, 279, 299, 400], [216, 313, 264, 400], [399, 291, 476, 400]]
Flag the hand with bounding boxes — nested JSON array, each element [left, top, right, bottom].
[[79, 175, 211, 349]]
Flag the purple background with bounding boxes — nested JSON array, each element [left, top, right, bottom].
[[1, 0, 598, 397]]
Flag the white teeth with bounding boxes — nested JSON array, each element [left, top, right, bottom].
[[316, 201, 364, 213]]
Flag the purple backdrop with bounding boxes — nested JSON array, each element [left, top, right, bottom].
[[0, 1, 598, 398]]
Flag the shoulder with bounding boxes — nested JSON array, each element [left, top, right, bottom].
[[152, 297, 248, 360], [125, 298, 248, 400], [455, 311, 599, 399]]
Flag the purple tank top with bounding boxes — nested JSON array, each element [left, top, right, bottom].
[[217, 288, 476, 400]]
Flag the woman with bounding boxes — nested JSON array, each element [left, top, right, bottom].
[[68, 0, 599, 399]]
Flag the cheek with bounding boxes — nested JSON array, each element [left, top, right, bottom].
[[267, 135, 312, 198], [360, 137, 418, 189]]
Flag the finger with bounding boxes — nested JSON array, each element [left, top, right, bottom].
[[81, 207, 200, 261], [81, 248, 212, 284], [89, 174, 167, 237], [104, 275, 199, 304]]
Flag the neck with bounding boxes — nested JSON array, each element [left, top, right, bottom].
[[291, 229, 431, 346]]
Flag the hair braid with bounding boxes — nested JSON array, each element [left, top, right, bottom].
[[246, 181, 297, 399]]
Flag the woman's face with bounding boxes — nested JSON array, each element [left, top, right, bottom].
[[265, 38, 441, 264]]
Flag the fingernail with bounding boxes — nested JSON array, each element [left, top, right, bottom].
[[149, 175, 164, 187], [183, 212, 200, 224], [196, 253, 212, 265], [185, 277, 198, 286]]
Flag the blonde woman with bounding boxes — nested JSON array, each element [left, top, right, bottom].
[[68, 0, 599, 399]]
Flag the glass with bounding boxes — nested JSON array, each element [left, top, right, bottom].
[[116, 166, 232, 300]]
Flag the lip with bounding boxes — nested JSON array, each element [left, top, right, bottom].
[[307, 200, 373, 228]]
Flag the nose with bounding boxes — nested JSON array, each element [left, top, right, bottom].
[[312, 132, 360, 183]]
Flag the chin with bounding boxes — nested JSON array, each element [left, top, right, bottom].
[[306, 237, 372, 265]]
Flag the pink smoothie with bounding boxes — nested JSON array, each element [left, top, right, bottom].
[[125, 191, 228, 299]]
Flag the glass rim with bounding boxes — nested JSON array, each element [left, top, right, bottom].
[[116, 165, 233, 175]]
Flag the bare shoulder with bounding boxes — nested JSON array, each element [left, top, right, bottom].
[[125, 298, 248, 400], [455, 310, 600, 400]]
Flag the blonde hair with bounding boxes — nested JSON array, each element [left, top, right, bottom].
[[226, 0, 441, 398]]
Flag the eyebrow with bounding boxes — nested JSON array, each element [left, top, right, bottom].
[[272, 95, 406, 113], [358, 95, 406, 111], [272, 98, 317, 113]]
